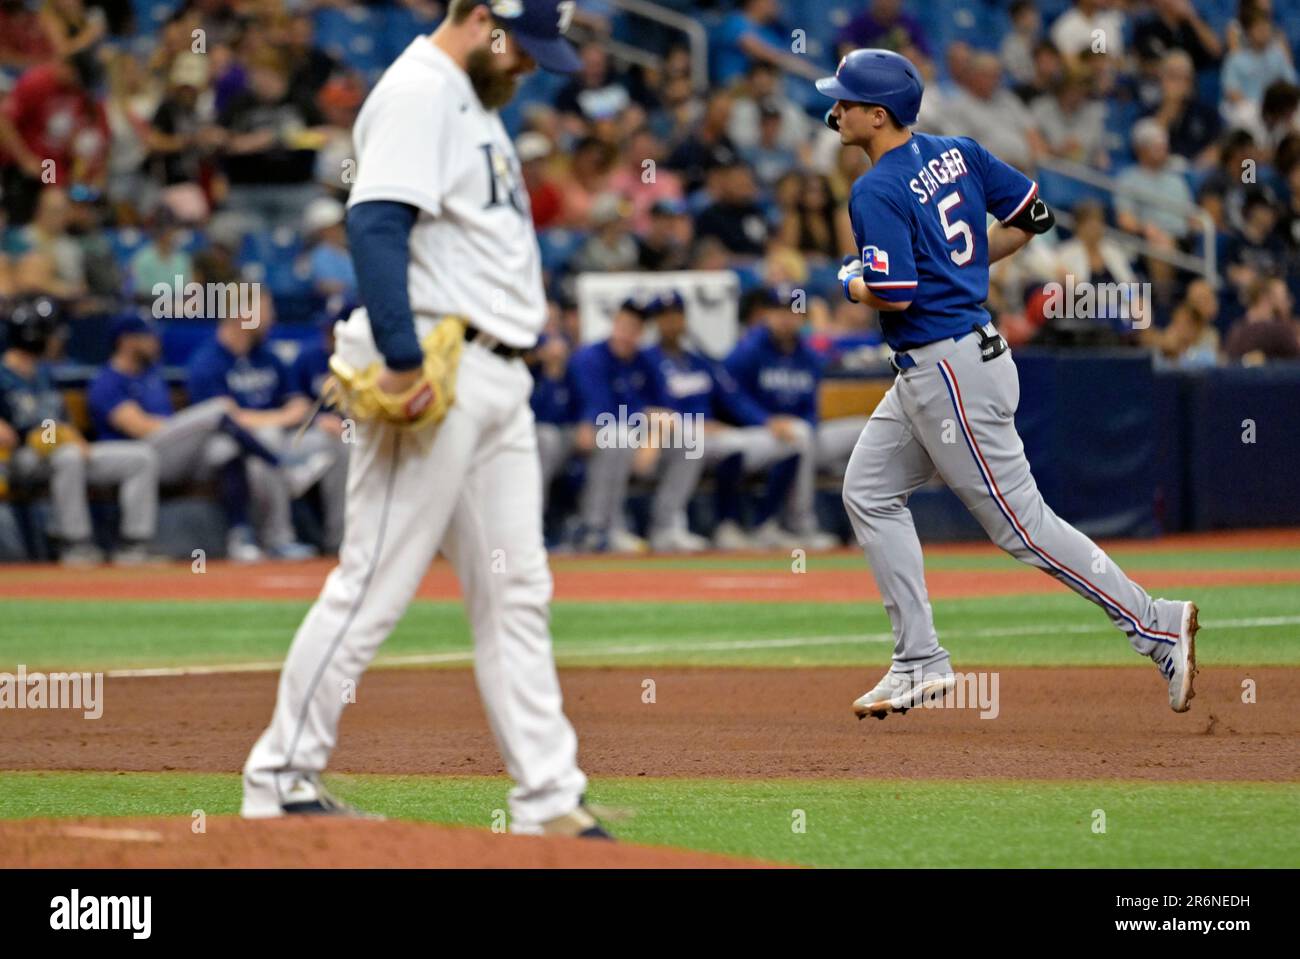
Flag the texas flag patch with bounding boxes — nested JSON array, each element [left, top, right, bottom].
[[862, 245, 890, 274]]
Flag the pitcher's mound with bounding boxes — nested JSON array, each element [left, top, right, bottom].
[[0, 817, 775, 869]]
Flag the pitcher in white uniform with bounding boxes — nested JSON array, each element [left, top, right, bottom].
[[242, 0, 611, 839]]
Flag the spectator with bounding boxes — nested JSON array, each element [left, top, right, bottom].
[[0, 55, 109, 224], [1053, 199, 1146, 331], [1280, 157, 1300, 271], [7, 186, 87, 300], [741, 99, 798, 190], [837, 0, 932, 62], [1050, 0, 1126, 64], [313, 73, 363, 198], [557, 134, 616, 227], [1223, 189, 1288, 292], [567, 298, 658, 553], [664, 90, 739, 195], [65, 185, 121, 309], [299, 196, 355, 300], [1146, 50, 1222, 167], [281, 13, 338, 110], [216, 49, 326, 234], [1224, 275, 1300, 362], [103, 50, 160, 220], [185, 292, 318, 560], [947, 53, 1045, 171], [1220, 7, 1296, 135], [128, 206, 192, 299], [1133, 0, 1223, 74], [1150, 277, 1220, 368], [1, 297, 158, 565], [712, 0, 800, 87], [1114, 119, 1197, 244], [1197, 128, 1261, 233], [39, 0, 106, 68], [0, 0, 54, 72], [607, 126, 683, 233], [1260, 80, 1300, 153], [1031, 68, 1108, 168], [570, 193, 639, 273], [555, 42, 654, 136], [777, 172, 852, 260], [695, 156, 768, 257], [517, 131, 563, 230], [728, 61, 812, 156], [1014, 40, 1066, 103], [1000, 1, 1042, 90], [637, 198, 694, 272], [146, 52, 218, 223]]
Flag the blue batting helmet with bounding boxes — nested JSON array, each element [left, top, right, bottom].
[[815, 48, 924, 127]]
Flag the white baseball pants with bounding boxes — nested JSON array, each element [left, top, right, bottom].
[[244, 330, 586, 832]]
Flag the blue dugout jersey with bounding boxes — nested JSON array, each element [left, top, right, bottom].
[[848, 133, 1037, 350], [88, 365, 174, 440]]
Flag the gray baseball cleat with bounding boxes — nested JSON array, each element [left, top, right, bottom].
[[1153, 601, 1199, 712], [853, 668, 957, 720]]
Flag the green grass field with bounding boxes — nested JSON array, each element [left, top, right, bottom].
[[2, 541, 1298, 867]]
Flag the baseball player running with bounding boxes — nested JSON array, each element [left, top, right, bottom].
[[817, 50, 1198, 719], [243, 0, 610, 838]]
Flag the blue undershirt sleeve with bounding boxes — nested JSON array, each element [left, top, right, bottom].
[[346, 200, 424, 372]]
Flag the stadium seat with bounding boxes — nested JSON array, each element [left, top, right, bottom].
[[313, 7, 388, 76], [381, 5, 441, 64]]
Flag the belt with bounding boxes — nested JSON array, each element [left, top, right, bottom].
[[889, 323, 1006, 374], [464, 324, 529, 360]]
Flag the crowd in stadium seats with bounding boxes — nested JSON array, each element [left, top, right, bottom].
[[0, 0, 1297, 563]]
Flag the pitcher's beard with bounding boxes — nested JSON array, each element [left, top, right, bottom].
[[466, 47, 519, 110]]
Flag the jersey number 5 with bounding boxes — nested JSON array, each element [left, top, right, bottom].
[[938, 192, 973, 266]]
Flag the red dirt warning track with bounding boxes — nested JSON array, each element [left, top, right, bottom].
[[0, 817, 769, 869], [3, 666, 1295, 782]]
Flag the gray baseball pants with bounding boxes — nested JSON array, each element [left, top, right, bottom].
[[841, 324, 1185, 674]]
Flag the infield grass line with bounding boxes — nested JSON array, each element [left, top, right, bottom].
[[95, 612, 1300, 678]]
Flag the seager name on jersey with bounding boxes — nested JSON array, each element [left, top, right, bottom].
[[908, 148, 970, 205]]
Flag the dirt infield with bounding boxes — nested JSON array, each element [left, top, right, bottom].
[[3, 666, 1295, 781], [0, 816, 770, 868]]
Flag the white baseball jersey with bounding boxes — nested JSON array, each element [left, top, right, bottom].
[[348, 38, 546, 348]]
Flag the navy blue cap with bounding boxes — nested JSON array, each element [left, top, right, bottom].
[[489, 0, 582, 74], [644, 291, 686, 316], [109, 313, 159, 346]]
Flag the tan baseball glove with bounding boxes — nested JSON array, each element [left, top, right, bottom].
[[324, 316, 466, 430]]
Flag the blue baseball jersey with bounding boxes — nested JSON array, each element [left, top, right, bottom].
[[0, 363, 64, 434], [187, 338, 297, 410], [87, 365, 174, 440], [849, 133, 1037, 350], [291, 343, 331, 402], [642, 344, 770, 426], [530, 365, 579, 426], [723, 326, 822, 424], [568, 340, 655, 423]]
